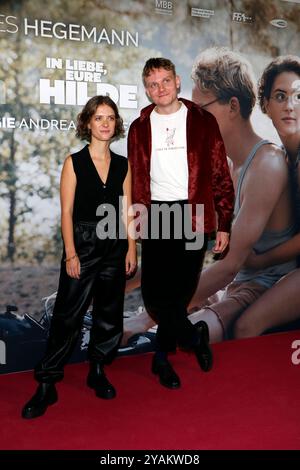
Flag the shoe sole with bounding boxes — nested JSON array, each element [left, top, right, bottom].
[[95, 389, 116, 399], [159, 378, 181, 389]]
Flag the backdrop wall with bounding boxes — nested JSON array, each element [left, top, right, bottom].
[[1, 0, 299, 373]]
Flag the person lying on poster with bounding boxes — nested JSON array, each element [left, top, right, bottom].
[[22, 95, 136, 419], [127, 57, 234, 389], [237, 55, 300, 335], [123, 48, 297, 345]]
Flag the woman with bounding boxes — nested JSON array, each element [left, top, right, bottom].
[[22, 95, 136, 419], [234, 55, 300, 338]]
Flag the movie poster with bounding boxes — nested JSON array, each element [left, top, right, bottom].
[[0, 0, 299, 372]]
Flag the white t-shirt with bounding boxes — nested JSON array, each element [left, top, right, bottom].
[[150, 103, 188, 201]]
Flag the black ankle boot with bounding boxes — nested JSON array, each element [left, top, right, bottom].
[[194, 320, 213, 372], [21, 383, 58, 419], [152, 354, 181, 389], [87, 363, 116, 399]]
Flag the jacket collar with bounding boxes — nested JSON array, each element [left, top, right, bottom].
[[139, 97, 201, 121]]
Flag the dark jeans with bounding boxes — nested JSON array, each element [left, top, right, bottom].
[[141, 201, 207, 353], [35, 221, 128, 383]]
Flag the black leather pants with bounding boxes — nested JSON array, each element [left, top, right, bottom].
[[141, 201, 207, 353], [35, 221, 128, 383]]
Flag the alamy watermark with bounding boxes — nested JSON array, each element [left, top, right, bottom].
[[0, 340, 6, 365], [95, 197, 205, 250], [291, 339, 300, 365]]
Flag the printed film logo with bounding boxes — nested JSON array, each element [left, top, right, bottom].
[[270, 19, 288, 28], [155, 0, 173, 16], [40, 57, 138, 107], [232, 12, 253, 23], [191, 8, 214, 19]]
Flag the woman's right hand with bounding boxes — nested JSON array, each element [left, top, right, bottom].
[[66, 254, 81, 279]]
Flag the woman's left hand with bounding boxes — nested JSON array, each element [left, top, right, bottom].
[[125, 245, 137, 278]]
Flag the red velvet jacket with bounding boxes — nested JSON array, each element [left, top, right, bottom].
[[127, 98, 234, 234]]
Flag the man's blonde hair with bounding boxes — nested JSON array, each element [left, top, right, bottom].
[[191, 47, 256, 119]]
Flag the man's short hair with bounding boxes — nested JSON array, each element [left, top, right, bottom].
[[258, 55, 300, 114], [191, 47, 256, 119], [142, 58, 176, 85]]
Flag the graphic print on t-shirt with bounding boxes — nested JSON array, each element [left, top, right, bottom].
[[166, 128, 176, 147]]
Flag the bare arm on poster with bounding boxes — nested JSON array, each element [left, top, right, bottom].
[[190, 145, 288, 305], [245, 232, 300, 269]]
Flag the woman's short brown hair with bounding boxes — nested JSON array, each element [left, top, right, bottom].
[[258, 55, 300, 114], [76, 95, 125, 142]]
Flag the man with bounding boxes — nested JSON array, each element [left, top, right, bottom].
[[187, 47, 297, 342], [124, 49, 297, 347], [127, 57, 234, 389]]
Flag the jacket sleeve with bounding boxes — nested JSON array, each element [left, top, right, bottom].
[[127, 121, 138, 205], [208, 115, 235, 233]]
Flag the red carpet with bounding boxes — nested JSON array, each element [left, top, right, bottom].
[[1, 330, 300, 450]]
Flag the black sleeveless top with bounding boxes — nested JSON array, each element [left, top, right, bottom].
[[71, 144, 128, 223]]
